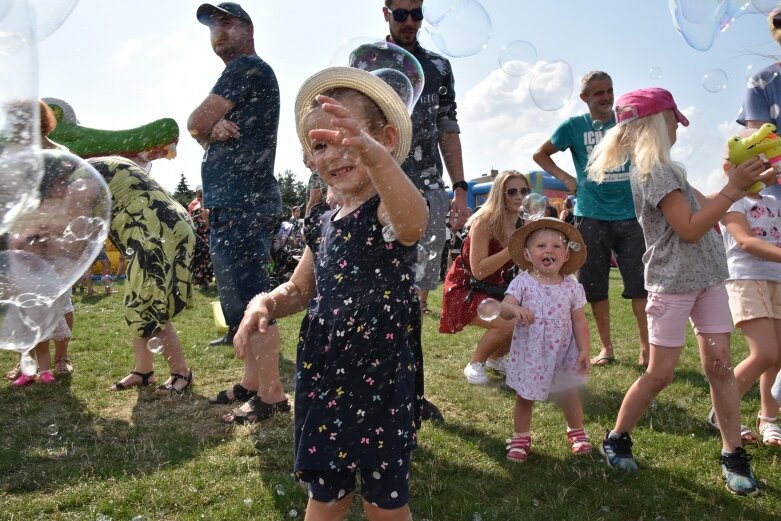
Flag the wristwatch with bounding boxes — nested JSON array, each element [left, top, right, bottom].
[[453, 180, 468, 192]]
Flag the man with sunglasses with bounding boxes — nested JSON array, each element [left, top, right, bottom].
[[382, 0, 468, 422], [533, 71, 650, 370], [188, 2, 282, 347]]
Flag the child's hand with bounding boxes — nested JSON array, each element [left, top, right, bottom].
[[576, 350, 590, 375], [308, 95, 393, 169], [513, 306, 535, 325], [725, 156, 776, 193], [233, 294, 274, 359]]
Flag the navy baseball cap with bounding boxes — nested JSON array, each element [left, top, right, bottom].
[[197, 3, 252, 26]]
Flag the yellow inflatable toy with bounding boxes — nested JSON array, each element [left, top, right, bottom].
[[727, 123, 781, 193], [211, 301, 229, 334]]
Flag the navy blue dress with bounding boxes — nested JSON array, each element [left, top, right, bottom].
[[294, 195, 423, 478]]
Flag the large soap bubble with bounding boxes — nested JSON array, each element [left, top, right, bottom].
[[679, 0, 726, 24], [529, 61, 574, 112], [498, 40, 537, 78], [423, 0, 460, 25], [667, 0, 746, 51], [348, 40, 425, 114], [425, 0, 492, 58], [30, 0, 80, 41], [330, 36, 377, 68], [0, 150, 111, 320]]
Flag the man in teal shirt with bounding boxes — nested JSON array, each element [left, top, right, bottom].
[[533, 71, 649, 368]]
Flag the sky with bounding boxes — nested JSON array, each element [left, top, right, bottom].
[[23, 0, 781, 195]]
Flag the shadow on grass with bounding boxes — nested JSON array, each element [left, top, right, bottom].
[[0, 355, 298, 499]]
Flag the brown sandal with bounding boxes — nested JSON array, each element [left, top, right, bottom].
[[54, 358, 74, 375]]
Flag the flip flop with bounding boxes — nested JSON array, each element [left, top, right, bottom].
[[591, 356, 615, 367]]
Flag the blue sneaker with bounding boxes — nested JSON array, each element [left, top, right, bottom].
[[600, 430, 638, 472], [720, 447, 760, 497]]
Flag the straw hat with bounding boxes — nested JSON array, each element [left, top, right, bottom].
[[294, 66, 412, 165], [508, 218, 587, 276]]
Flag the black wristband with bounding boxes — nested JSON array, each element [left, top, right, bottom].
[[453, 180, 468, 192]]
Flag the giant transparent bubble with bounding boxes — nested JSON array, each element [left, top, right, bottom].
[[703, 68, 729, 93], [498, 40, 537, 78], [348, 40, 425, 114], [529, 61, 574, 112], [30, 0, 80, 41], [1, 149, 111, 353], [667, 0, 746, 51], [521, 193, 548, 221], [423, 0, 460, 25], [425, 0, 492, 58]]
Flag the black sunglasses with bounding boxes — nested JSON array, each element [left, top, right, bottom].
[[774, 12, 781, 29], [505, 187, 530, 197], [388, 7, 424, 22]]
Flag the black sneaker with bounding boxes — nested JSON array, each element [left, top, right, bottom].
[[420, 398, 444, 423], [599, 430, 638, 471], [720, 447, 760, 496]]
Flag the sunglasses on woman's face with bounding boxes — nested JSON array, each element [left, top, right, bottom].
[[505, 187, 530, 197], [774, 12, 781, 28], [387, 7, 424, 22]]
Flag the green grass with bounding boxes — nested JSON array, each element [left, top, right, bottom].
[[1, 271, 781, 520]]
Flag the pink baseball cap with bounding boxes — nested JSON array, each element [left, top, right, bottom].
[[614, 87, 689, 127]]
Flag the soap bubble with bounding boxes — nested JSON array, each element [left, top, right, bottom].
[[477, 298, 501, 321], [425, 0, 492, 58], [703, 68, 728, 93], [275, 484, 286, 496], [668, 0, 720, 51], [424, 0, 460, 24], [529, 60, 574, 111], [47, 424, 58, 436], [30, 0, 80, 42], [592, 120, 604, 131], [649, 66, 663, 80], [329, 36, 377, 67], [439, 86, 448, 96], [678, 0, 725, 24], [146, 336, 164, 355], [521, 193, 548, 220], [751, 0, 778, 14], [498, 40, 537, 77], [243, 498, 253, 507], [288, 510, 298, 518], [349, 40, 425, 114], [125, 247, 135, 256]]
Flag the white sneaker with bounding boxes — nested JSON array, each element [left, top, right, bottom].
[[485, 356, 508, 374], [463, 362, 489, 385]]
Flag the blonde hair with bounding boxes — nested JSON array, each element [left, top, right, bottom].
[[587, 111, 686, 184], [466, 169, 529, 245]]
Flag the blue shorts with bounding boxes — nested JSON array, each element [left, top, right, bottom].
[[303, 454, 411, 510]]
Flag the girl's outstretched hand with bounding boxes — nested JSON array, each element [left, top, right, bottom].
[[726, 156, 776, 192], [576, 350, 590, 375], [308, 95, 394, 169], [233, 295, 273, 359]]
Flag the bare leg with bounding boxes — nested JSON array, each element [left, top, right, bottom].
[[54, 311, 73, 370], [469, 315, 514, 363], [238, 326, 286, 404], [557, 388, 585, 430], [363, 500, 413, 521], [699, 333, 742, 452], [111, 337, 157, 388], [419, 289, 429, 313], [304, 494, 354, 521], [632, 297, 650, 366], [613, 345, 681, 433], [513, 395, 534, 434], [590, 299, 613, 364], [34, 341, 52, 373], [156, 322, 191, 391]]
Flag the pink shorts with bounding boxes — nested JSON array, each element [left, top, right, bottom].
[[645, 284, 733, 348]]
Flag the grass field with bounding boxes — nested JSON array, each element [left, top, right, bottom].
[[1, 270, 781, 520]]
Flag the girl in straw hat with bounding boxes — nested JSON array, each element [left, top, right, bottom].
[[500, 218, 591, 463], [233, 66, 427, 520], [588, 87, 773, 496]]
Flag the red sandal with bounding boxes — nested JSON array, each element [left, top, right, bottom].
[[567, 428, 593, 455], [506, 433, 531, 463]]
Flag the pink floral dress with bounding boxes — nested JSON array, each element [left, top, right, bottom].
[[505, 272, 587, 401]]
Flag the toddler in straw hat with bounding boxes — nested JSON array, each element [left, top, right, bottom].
[[235, 66, 427, 520], [499, 217, 592, 464]]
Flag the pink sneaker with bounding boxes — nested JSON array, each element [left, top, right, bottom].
[[11, 374, 36, 387], [39, 371, 56, 384], [506, 434, 531, 463]]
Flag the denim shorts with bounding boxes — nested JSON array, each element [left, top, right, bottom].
[[208, 208, 279, 328], [575, 217, 647, 302], [304, 454, 411, 510]]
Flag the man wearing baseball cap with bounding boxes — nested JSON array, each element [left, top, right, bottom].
[[188, 3, 282, 348]]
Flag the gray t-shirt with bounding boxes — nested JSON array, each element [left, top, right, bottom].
[[630, 164, 728, 294]]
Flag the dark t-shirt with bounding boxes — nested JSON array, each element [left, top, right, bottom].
[[401, 41, 460, 192], [201, 54, 282, 214]]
